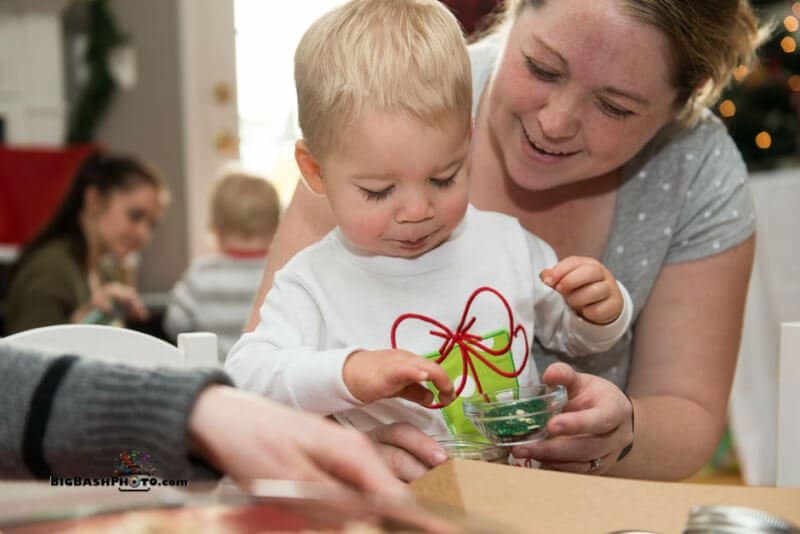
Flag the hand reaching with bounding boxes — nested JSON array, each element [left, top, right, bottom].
[[540, 256, 623, 325], [188, 386, 409, 496], [343, 349, 455, 406], [367, 422, 449, 482]]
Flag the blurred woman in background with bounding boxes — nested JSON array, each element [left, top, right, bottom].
[[5, 152, 168, 334]]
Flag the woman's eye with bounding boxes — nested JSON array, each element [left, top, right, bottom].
[[598, 99, 635, 120], [430, 175, 456, 188], [359, 185, 394, 201], [525, 57, 559, 82], [128, 209, 145, 222]]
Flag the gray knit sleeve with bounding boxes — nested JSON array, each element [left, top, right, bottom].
[[0, 343, 232, 481]]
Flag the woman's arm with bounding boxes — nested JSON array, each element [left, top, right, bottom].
[[611, 235, 755, 479], [0, 344, 407, 496], [0, 343, 229, 480], [245, 183, 335, 331], [511, 236, 754, 480]]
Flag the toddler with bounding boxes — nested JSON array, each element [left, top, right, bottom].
[[226, 0, 632, 438], [165, 172, 280, 360]]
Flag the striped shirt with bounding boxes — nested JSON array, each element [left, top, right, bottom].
[[164, 254, 265, 361]]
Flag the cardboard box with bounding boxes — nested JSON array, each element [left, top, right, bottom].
[[411, 459, 800, 533]]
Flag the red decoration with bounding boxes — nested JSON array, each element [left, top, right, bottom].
[[0, 145, 96, 246], [439, 0, 501, 36], [390, 286, 529, 408]]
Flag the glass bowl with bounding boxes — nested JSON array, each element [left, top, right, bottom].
[[435, 435, 510, 464], [462, 384, 567, 446]]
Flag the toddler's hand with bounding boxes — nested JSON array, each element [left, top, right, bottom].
[[343, 349, 455, 406], [540, 256, 623, 325]]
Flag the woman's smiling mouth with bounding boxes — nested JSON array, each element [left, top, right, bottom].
[[521, 122, 581, 160]]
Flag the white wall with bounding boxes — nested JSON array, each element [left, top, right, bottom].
[[96, 0, 190, 292], [0, 2, 70, 144], [177, 0, 238, 261], [97, 0, 238, 291]]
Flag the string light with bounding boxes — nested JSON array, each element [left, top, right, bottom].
[[789, 75, 800, 92], [755, 131, 772, 150], [786, 16, 799, 33], [733, 65, 749, 82], [718, 99, 736, 118], [781, 36, 797, 53]]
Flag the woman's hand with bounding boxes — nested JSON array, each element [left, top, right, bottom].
[[511, 363, 634, 475], [367, 423, 449, 482], [72, 282, 149, 323], [188, 386, 409, 497]]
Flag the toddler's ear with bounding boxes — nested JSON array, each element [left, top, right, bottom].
[[295, 140, 325, 196]]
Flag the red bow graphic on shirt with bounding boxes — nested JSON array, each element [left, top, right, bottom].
[[390, 286, 530, 409]]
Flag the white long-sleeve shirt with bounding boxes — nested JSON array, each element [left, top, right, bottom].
[[226, 206, 632, 435]]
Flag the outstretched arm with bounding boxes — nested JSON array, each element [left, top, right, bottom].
[[229, 275, 454, 412], [0, 343, 406, 495], [529, 234, 632, 356], [188, 385, 408, 496], [512, 237, 754, 479]]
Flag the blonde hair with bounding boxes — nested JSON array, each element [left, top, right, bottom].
[[210, 173, 280, 238], [294, 0, 472, 156], [501, 0, 767, 126]]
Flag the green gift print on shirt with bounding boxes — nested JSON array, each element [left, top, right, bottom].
[[424, 329, 520, 436], [389, 286, 531, 437]]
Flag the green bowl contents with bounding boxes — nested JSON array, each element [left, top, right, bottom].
[[462, 385, 567, 446]]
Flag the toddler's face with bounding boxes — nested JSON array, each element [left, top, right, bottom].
[[317, 111, 470, 258]]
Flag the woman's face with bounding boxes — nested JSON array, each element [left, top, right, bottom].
[[486, 0, 678, 191], [90, 183, 164, 259]]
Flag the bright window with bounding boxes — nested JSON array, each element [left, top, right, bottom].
[[234, 0, 346, 203]]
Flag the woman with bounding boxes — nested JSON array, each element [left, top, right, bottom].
[[5, 152, 166, 333], [248, 0, 762, 481]]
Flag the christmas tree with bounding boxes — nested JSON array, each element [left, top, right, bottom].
[[715, 1, 800, 170]]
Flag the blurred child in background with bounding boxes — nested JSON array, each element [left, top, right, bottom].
[[164, 172, 280, 361]]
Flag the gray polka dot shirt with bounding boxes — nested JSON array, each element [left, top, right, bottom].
[[470, 38, 755, 389]]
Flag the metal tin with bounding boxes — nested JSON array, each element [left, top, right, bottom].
[[684, 505, 800, 533]]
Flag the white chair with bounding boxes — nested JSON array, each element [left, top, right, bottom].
[[777, 322, 800, 488], [1, 324, 219, 367]]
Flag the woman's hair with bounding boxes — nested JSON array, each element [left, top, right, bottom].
[[210, 172, 281, 239], [497, 0, 767, 126], [11, 151, 167, 276], [294, 0, 472, 156]]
